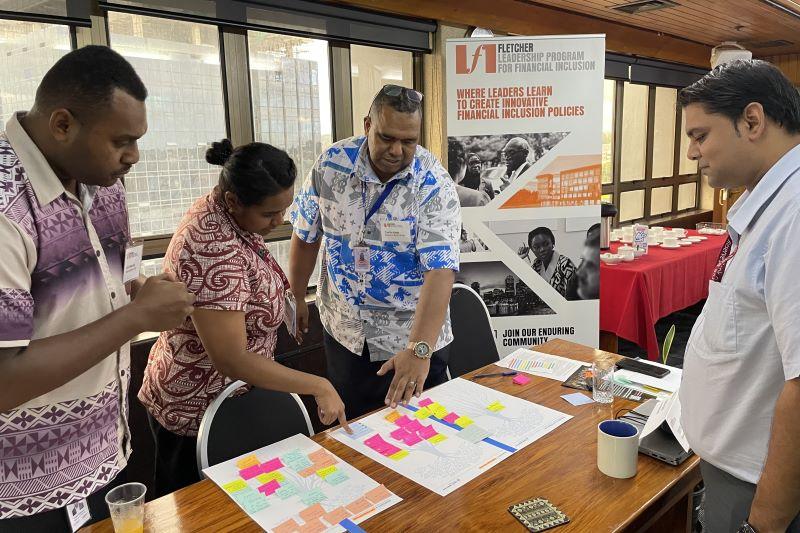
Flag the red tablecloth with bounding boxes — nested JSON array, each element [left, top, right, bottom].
[[600, 230, 727, 360]]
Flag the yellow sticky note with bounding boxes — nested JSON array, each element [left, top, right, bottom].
[[384, 410, 401, 423], [428, 434, 447, 444], [428, 403, 448, 419], [389, 450, 409, 460], [235, 455, 259, 470], [316, 465, 337, 478], [455, 416, 474, 427], [414, 407, 432, 419], [256, 471, 285, 484], [487, 401, 505, 412], [223, 479, 247, 493]]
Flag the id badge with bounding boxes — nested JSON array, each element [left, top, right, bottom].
[[122, 239, 144, 283], [66, 499, 91, 532], [283, 290, 297, 338], [354, 245, 371, 273], [381, 219, 412, 242]]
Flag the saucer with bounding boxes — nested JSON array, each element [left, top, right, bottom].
[[686, 237, 703, 243], [661, 243, 681, 249], [678, 240, 693, 246]]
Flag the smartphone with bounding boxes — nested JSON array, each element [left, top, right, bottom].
[[615, 358, 671, 378]]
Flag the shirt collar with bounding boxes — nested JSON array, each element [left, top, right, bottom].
[[354, 136, 415, 185], [5, 111, 67, 207], [728, 142, 800, 239]]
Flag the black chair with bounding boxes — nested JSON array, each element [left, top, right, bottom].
[[447, 283, 500, 378], [196, 380, 314, 475]]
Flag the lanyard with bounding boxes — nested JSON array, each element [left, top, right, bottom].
[[363, 179, 399, 225]]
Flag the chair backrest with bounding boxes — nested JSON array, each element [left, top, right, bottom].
[[196, 380, 314, 475], [447, 283, 500, 378]]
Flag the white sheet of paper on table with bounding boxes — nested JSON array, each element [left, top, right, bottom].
[[496, 348, 587, 381]]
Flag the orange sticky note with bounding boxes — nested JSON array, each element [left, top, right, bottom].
[[235, 455, 259, 470], [384, 410, 401, 423], [273, 518, 300, 533], [298, 517, 326, 533], [364, 484, 392, 505], [345, 496, 372, 515], [299, 503, 326, 521], [299, 466, 318, 478], [308, 449, 334, 464], [322, 506, 351, 525]]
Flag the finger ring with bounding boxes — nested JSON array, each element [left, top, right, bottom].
[[407, 381, 416, 387]]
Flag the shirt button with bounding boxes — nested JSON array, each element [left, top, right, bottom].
[[95, 250, 101, 257], [111, 291, 116, 299]]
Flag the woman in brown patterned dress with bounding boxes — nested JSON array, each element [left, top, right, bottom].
[[138, 139, 349, 496]]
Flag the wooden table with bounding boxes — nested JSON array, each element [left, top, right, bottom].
[[84, 339, 700, 532]]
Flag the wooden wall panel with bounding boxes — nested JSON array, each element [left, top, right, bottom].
[[763, 54, 800, 85]]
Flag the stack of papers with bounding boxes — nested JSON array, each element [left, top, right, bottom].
[[615, 359, 681, 397]]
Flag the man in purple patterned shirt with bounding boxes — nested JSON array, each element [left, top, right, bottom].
[[0, 46, 194, 531]]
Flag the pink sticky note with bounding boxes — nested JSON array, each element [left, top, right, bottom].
[[258, 479, 281, 495], [443, 412, 459, 424], [513, 374, 531, 385], [260, 458, 284, 473], [389, 427, 410, 441], [404, 419, 424, 433], [365, 434, 391, 449], [418, 425, 437, 439], [239, 464, 263, 480], [417, 397, 433, 407], [402, 433, 423, 446], [394, 415, 412, 427]]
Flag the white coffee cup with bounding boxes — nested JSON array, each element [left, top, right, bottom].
[[617, 245, 635, 261], [672, 228, 687, 238], [597, 420, 639, 479], [647, 235, 658, 245], [663, 236, 679, 247]]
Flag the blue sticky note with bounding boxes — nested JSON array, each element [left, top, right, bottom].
[[275, 483, 300, 500], [231, 487, 270, 513], [343, 422, 373, 439], [561, 392, 595, 406], [281, 449, 313, 471], [300, 487, 327, 506], [324, 470, 349, 485]]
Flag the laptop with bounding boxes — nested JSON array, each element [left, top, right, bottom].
[[624, 399, 694, 466]]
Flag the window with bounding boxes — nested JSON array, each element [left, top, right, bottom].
[[108, 12, 227, 238], [601, 79, 615, 185], [350, 44, 414, 135], [248, 31, 332, 188], [651, 87, 677, 179], [0, 20, 71, 129], [619, 82, 648, 183]]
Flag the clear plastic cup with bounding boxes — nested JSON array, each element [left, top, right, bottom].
[[105, 482, 146, 533], [592, 357, 615, 403]]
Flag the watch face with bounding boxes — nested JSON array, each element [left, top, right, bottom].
[[415, 342, 431, 358]]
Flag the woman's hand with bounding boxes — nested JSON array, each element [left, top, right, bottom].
[[314, 379, 351, 433]]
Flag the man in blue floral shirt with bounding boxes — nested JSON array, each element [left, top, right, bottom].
[[289, 85, 461, 418]]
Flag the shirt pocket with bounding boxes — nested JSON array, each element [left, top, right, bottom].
[[699, 280, 738, 355]]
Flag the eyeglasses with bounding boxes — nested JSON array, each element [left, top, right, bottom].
[[377, 84, 423, 104]]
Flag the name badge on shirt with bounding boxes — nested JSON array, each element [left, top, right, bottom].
[[66, 499, 91, 532], [354, 245, 371, 273], [381, 219, 412, 243], [122, 241, 144, 284], [284, 289, 297, 339]]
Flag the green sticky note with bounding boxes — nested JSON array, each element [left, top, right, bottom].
[[223, 479, 247, 493], [232, 487, 270, 514], [324, 470, 349, 485], [282, 449, 313, 471], [275, 483, 300, 500], [300, 487, 327, 506]]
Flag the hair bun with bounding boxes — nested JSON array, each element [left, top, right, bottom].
[[206, 138, 234, 166]]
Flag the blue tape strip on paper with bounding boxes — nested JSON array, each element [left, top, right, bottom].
[[400, 404, 517, 453], [340, 518, 367, 532]]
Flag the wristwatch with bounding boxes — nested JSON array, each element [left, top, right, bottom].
[[406, 340, 432, 359], [738, 520, 758, 533]]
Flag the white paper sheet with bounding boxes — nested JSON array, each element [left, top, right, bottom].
[[495, 348, 587, 381]]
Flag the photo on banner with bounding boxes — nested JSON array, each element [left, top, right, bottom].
[[447, 34, 604, 356]]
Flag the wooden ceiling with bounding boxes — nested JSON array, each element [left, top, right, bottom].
[[331, 0, 800, 65]]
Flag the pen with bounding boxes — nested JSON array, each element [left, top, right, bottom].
[[473, 371, 518, 379]]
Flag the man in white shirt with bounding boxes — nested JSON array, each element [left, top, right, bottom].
[[498, 137, 532, 192], [679, 60, 800, 533]]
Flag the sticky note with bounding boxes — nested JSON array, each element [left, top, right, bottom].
[[382, 444, 402, 456], [443, 412, 459, 424], [388, 449, 409, 460], [487, 401, 505, 412], [402, 432, 423, 446], [345, 496, 372, 515], [282, 449, 313, 471], [457, 424, 493, 444], [275, 483, 300, 499], [231, 487, 270, 513], [561, 392, 595, 406], [340, 518, 367, 533], [384, 410, 401, 423], [364, 434, 392, 451], [428, 403, 448, 419], [300, 488, 327, 506], [417, 397, 433, 407], [364, 484, 392, 504], [323, 506, 351, 526], [308, 449, 335, 465], [513, 374, 531, 385], [404, 419, 424, 433], [417, 425, 437, 439], [299, 466, 318, 478], [324, 470, 349, 485], [414, 406, 432, 419], [257, 479, 281, 496], [389, 427, 410, 441], [428, 433, 447, 444], [260, 458, 284, 473], [344, 422, 374, 439], [235, 454, 259, 470], [256, 471, 285, 484], [239, 463, 263, 480], [394, 415, 412, 427], [316, 465, 337, 478], [222, 479, 247, 493], [299, 503, 326, 521], [273, 518, 300, 533], [298, 518, 325, 533], [455, 416, 474, 428]]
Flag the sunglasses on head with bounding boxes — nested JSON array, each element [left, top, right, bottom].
[[378, 84, 423, 103]]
